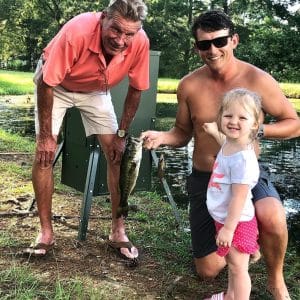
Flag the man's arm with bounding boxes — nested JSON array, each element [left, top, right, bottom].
[[35, 77, 57, 167], [141, 78, 193, 149], [119, 85, 142, 132], [109, 85, 142, 163], [256, 73, 300, 139]]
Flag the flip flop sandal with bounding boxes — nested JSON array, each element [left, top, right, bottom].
[[22, 242, 55, 257], [107, 240, 139, 266]]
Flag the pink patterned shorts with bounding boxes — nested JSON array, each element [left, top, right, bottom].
[[215, 217, 259, 257]]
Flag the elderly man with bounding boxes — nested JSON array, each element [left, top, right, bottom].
[[25, 0, 149, 261]]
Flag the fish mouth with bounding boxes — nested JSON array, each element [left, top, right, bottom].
[[127, 136, 143, 147]]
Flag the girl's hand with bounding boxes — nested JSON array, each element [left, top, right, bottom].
[[203, 122, 225, 145], [216, 227, 234, 248], [202, 122, 219, 136]]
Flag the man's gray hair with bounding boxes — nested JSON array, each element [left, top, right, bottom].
[[105, 0, 148, 21]]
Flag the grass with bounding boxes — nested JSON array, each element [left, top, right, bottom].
[[1, 265, 125, 299], [0, 265, 45, 299], [0, 266, 158, 299], [0, 231, 20, 248], [280, 83, 300, 99], [156, 92, 177, 103], [0, 70, 34, 95], [289, 98, 300, 112], [0, 69, 300, 101], [0, 70, 300, 298], [0, 128, 35, 152], [157, 78, 179, 93]]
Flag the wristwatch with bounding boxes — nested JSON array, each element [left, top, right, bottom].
[[257, 124, 265, 139], [116, 129, 127, 138]]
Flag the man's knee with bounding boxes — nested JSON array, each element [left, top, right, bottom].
[[194, 253, 226, 279], [255, 197, 287, 234]]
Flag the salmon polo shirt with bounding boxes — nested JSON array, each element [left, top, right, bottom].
[[42, 12, 150, 92]]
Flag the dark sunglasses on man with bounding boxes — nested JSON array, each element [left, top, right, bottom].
[[195, 35, 232, 51]]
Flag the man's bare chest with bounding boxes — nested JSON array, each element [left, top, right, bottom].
[[188, 96, 221, 126]]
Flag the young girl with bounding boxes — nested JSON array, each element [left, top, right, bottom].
[[203, 88, 262, 300]]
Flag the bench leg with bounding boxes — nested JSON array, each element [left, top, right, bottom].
[[78, 144, 100, 240]]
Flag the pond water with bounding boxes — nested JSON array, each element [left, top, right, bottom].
[[0, 96, 35, 137], [0, 98, 299, 249]]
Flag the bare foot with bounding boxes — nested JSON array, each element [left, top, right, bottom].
[[267, 285, 291, 300], [109, 233, 138, 259], [23, 233, 55, 256]]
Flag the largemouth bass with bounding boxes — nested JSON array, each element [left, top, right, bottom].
[[117, 136, 143, 218]]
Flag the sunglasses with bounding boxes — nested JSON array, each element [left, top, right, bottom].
[[195, 35, 231, 51]]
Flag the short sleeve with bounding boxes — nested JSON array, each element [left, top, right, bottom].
[[128, 31, 150, 90], [230, 151, 259, 187], [42, 23, 82, 86]]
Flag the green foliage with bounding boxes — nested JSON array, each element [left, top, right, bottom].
[[0, 0, 109, 70], [144, 1, 199, 78], [236, 17, 300, 82], [0, 0, 299, 81]]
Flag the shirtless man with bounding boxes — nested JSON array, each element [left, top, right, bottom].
[[141, 10, 300, 300]]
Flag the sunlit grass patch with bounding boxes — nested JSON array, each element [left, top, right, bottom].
[[157, 78, 179, 93], [289, 98, 300, 112], [280, 83, 300, 99], [0, 70, 34, 95], [0, 161, 33, 200], [0, 128, 35, 152], [0, 160, 31, 179], [55, 277, 141, 300], [157, 92, 177, 103]]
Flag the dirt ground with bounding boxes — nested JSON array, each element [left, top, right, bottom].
[[2, 143, 297, 299], [1, 153, 226, 300]]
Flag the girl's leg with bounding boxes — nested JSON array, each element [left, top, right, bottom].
[[226, 247, 251, 300], [226, 266, 234, 300]]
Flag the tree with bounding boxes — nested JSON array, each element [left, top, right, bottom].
[[144, 0, 208, 78], [0, 0, 108, 70], [0, 0, 299, 82]]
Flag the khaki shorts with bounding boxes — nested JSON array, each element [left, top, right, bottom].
[[33, 60, 118, 136]]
